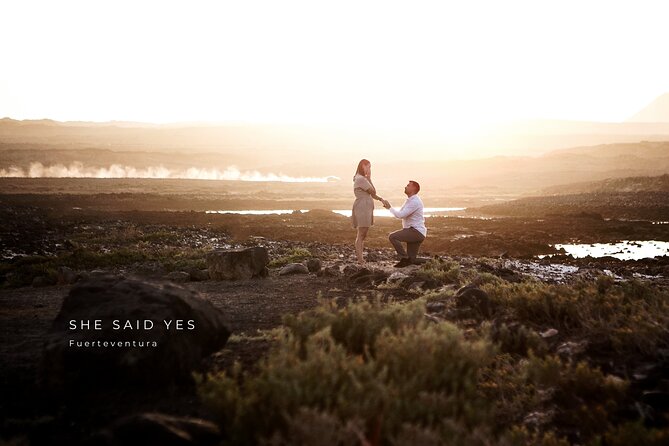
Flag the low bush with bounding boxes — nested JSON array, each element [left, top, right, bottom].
[[196, 297, 496, 445], [414, 258, 461, 285], [197, 288, 669, 445], [268, 247, 313, 268], [525, 355, 629, 439], [1, 246, 210, 287], [485, 322, 548, 357], [481, 278, 669, 357], [590, 421, 669, 446], [480, 353, 631, 443]]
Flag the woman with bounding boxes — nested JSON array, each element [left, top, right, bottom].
[[351, 159, 385, 264]]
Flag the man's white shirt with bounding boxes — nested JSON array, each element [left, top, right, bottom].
[[388, 194, 427, 237]]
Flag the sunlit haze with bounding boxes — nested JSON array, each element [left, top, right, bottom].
[[0, 162, 339, 182], [2, 0, 669, 132]]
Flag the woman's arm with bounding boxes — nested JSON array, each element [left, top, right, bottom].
[[367, 187, 383, 201], [356, 175, 382, 200], [365, 176, 382, 200]]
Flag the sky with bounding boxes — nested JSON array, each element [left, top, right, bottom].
[[2, 0, 669, 131]]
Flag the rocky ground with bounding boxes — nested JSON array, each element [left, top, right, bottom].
[[1, 201, 668, 445]]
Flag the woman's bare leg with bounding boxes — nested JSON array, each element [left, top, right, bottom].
[[355, 227, 369, 264]]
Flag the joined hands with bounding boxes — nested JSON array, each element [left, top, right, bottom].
[[381, 199, 391, 209]]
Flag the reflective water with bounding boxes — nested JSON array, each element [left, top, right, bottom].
[[206, 207, 466, 217], [206, 210, 308, 215], [332, 207, 466, 218], [547, 240, 669, 260]]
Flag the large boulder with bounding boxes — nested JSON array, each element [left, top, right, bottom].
[[306, 258, 322, 273], [346, 267, 390, 287], [317, 265, 341, 277], [454, 284, 493, 318], [206, 247, 269, 280], [39, 274, 230, 392]]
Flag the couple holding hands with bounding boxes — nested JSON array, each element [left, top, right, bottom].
[[352, 159, 427, 267]]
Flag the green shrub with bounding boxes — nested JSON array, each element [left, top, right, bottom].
[[588, 421, 669, 446], [422, 287, 455, 303], [268, 247, 313, 268], [162, 254, 208, 272], [196, 285, 665, 445], [1, 246, 213, 287], [478, 354, 541, 432], [524, 355, 628, 439], [2, 256, 60, 287], [283, 294, 427, 358], [481, 353, 630, 443], [414, 258, 461, 284], [484, 322, 547, 357], [2, 255, 72, 287], [481, 278, 669, 356], [467, 271, 506, 286], [196, 297, 496, 445], [504, 427, 571, 446]]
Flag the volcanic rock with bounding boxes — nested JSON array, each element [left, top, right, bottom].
[[39, 274, 230, 392], [207, 247, 269, 280], [279, 263, 310, 275], [306, 258, 322, 273], [454, 284, 492, 318]]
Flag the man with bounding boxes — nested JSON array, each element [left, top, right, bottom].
[[382, 180, 426, 267]]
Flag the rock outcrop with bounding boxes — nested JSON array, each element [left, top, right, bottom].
[[39, 274, 231, 392], [206, 247, 269, 280], [279, 263, 310, 275]]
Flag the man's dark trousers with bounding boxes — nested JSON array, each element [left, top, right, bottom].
[[389, 227, 425, 260]]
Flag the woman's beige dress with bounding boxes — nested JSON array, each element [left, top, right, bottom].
[[351, 174, 375, 228]]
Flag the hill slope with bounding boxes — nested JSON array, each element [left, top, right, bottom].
[[541, 174, 669, 195], [627, 92, 669, 123], [473, 174, 669, 220]]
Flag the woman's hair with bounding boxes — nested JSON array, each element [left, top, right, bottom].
[[354, 159, 370, 180]]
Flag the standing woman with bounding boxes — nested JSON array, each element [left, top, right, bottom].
[[351, 159, 385, 264]]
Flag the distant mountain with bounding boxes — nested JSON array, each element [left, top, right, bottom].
[[541, 174, 669, 195], [627, 93, 669, 123], [0, 117, 158, 128], [472, 173, 669, 220], [545, 140, 669, 158]]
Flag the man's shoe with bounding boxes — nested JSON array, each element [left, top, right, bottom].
[[393, 258, 411, 268]]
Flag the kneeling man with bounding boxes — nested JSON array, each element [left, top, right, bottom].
[[382, 180, 426, 267]]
